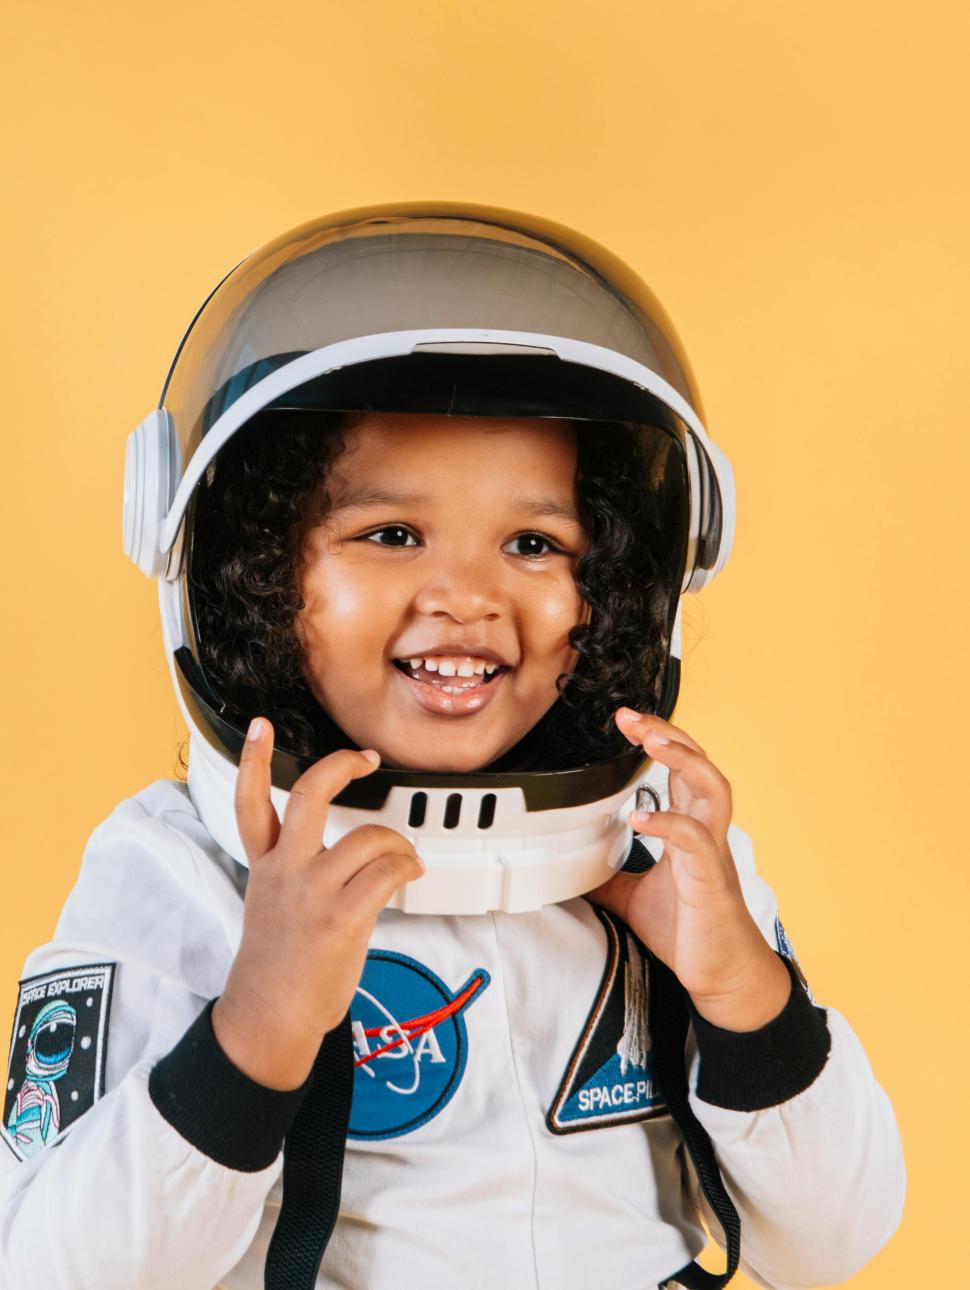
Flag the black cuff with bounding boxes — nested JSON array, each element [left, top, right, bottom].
[[148, 998, 313, 1172], [687, 953, 831, 1112]]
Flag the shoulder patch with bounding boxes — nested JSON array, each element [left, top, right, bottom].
[[774, 916, 816, 1003], [547, 909, 667, 1134], [3, 963, 116, 1161]]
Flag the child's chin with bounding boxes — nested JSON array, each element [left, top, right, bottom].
[[384, 755, 496, 774], [379, 738, 508, 775]]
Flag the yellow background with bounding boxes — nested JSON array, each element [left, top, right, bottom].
[[1, 1, 965, 1284]]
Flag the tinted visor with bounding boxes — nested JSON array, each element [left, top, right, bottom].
[[160, 204, 706, 467]]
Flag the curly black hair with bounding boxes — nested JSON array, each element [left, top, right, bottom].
[[187, 408, 686, 772]]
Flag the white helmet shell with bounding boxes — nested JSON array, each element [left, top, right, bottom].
[[123, 202, 734, 914]]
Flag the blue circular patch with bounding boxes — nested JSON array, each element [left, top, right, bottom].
[[348, 951, 490, 1141]]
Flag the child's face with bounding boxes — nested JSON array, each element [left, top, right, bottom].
[[295, 412, 589, 771]]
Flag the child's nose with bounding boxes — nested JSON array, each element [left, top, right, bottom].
[[411, 553, 505, 622]]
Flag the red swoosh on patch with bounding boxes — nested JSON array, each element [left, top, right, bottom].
[[354, 975, 486, 1068]]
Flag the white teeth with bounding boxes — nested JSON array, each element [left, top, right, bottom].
[[399, 655, 504, 675]]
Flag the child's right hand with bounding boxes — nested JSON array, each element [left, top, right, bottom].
[[210, 717, 425, 1091]]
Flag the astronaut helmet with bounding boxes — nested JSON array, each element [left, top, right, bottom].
[[122, 202, 735, 915], [25, 1001, 76, 1083]]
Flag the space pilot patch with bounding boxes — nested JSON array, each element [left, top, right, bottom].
[[348, 950, 490, 1140], [3, 963, 116, 1162], [547, 910, 667, 1134], [774, 915, 815, 1003]]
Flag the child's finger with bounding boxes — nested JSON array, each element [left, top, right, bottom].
[[631, 733, 730, 808], [322, 824, 425, 890], [338, 848, 427, 920], [235, 717, 282, 863], [278, 747, 381, 861], [615, 707, 706, 757], [630, 809, 733, 889]]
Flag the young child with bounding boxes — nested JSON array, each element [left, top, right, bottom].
[[0, 205, 904, 1290]]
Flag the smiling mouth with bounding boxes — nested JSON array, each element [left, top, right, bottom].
[[391, 659, 508, 692], [390, 658, 511, 717]]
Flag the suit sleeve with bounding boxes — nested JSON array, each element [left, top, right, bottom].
[[0, 954, 311, 1290], [679, 822, 906, 1290], [0, 796, 312, 1290]]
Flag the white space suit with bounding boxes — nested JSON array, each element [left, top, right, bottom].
[[7, 204, 907, 1290], [0, 752, 905, 1290]]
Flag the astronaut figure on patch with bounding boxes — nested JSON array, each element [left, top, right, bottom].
[[0, 205, 905, 1290], [5, 1001, 76, 1156]]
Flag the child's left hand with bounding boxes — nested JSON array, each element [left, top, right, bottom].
[[586, 707, 792, 1031]]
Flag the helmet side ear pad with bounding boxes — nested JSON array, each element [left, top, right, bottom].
[[123, 410, 180, 578], [682, 437, 730, 595], [695, 446, 723, 573]]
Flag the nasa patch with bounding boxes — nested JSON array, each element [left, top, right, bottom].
[[774, 915, 815, 1003], [547, 910, 667, 1134], [349, 951, 490, 1140], [3, 963, 116, 1162]]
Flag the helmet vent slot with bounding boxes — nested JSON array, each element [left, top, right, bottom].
[[407, 792, 428, 828], [443, 794, 462, 830], [477, 794, 497, 829]]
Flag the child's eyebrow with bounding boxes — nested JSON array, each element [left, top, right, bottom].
[[328, 486, 582, 526]]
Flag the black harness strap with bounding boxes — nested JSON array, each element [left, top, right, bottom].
[[262, 944, 742, 1289], [264, 1014, 353, 1290], [649, 951, 741, 1289]]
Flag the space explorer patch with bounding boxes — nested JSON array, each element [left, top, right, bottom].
[[774, 915, 816, 1003], [3, 963, 116, 1161], [348, 950, 490, 1140], [547, 910, 667, 1134]]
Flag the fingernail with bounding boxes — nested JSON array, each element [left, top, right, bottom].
[[361, 749, 381, 765], [617, 707, 639, 720], [246, 718, 264, 742], [631, 810, 658, 830], [645, 731, 670, 744]]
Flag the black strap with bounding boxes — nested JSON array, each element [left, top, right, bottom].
[[264, 1014, 354, 1290], [261, 952, 740, 1289], [649, 952, 741, 1289]]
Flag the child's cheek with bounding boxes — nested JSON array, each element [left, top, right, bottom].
[[529, 570, 587, 644]]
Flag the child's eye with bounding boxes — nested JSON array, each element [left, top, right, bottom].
[[361, 526, 419, 548], [503, 532, 563, 558], [358, 528, 564, 557]]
